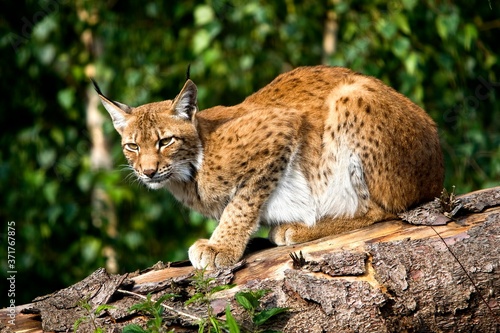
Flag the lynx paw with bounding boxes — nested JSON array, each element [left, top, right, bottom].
[[188, 239, 241, 269], [269, 224, 307, 246]]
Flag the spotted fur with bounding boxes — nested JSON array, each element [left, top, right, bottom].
[[95, 66, 444, 269]]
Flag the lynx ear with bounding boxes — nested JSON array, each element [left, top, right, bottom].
[[91, 79, 132, 135], [172, 79, 198, 120]]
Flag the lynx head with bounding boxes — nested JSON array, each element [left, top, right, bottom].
[[92, 79, 203, 189]]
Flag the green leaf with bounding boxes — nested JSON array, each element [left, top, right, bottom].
[[235, 289, 271, 312], [73, 317, 87, 333], [250, 289, 270, 300], [37, 148, 56, 169], [50, 128, 65, 146], [129, 302, 150, 312], [159, 305, 165, 316], [392, 36, 410, 58], [376, 18, 397, 40], [155, 293, 178, 307], [123, 324, 149, 333], [401, 0, 417, 10], [42, 181, 58, 205], [197, 319, 206, 333], [235, 292, 257, 311], [463, 23, 478, 51], [186, 292, 205, 305], [129, 294, 153, 312], [95, 304, 115, 316], [209, 284, 236, 295], [394, 13, 411, 34], [57, 88, 75, 110], [194, 5, 215, 26], [149, 315, 163, 329], [435, 16, 447, 40], [225, 305, 240, 333], [193, 29, 211, 54], [435, 11, 459, 40], [77, 299, 92, 312], [253, 307, 289, 326], [209, 316, 222, 333], [404, 52, 419, 75]]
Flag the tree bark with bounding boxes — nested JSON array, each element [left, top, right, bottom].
[[1, 187, 499, 333]]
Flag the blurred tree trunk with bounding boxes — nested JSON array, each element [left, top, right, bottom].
[[322, 7, 338, 64], [85, 81, 119, 274], [81, 8, 119, 274], [2, 187, 499, 332]]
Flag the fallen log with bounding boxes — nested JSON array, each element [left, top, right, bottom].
[[1, 187, 499, 332]]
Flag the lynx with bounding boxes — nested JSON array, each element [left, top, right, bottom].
[[93, 65, 444, 269]]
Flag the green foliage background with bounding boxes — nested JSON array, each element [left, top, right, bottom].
[[1, 0, 498, 306]]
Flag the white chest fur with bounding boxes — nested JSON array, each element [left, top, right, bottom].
[[260, 144, 369, 226], [261, 158, 317, 226]]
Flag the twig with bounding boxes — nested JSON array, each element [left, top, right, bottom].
[[430, 226, 499, 323], [117, 289, 201, 322]]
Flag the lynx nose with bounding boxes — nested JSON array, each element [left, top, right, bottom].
[[143, 169, 157, 178]]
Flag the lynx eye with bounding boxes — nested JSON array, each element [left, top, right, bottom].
[[124, 143, 139, 151], [159, 137, 175, 148]]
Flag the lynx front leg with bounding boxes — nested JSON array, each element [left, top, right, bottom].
[[189, 118, 300, 269], [188, 166, 289, 269], [189, 192, 260, 269], [269, 202, 396, 245]]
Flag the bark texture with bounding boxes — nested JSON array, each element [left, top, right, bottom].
[[1, 187, 499, 333]]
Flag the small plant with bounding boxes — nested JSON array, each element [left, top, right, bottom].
[[73, 297, 115, 333], [438, 186, 463, 218], [119, 269, 288, 333], [186, 267, 236, 333], [235, 290, 288, 333], [122, 293, 178, 333]]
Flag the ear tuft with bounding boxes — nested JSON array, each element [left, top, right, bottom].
[[90, 78, 104, 95], [173, 79, 198, 120], [185, 64, 191, 81], [91, 78, 133, 134]]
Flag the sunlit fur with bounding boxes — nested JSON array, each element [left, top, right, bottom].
[[96, 66, 444, 269]]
